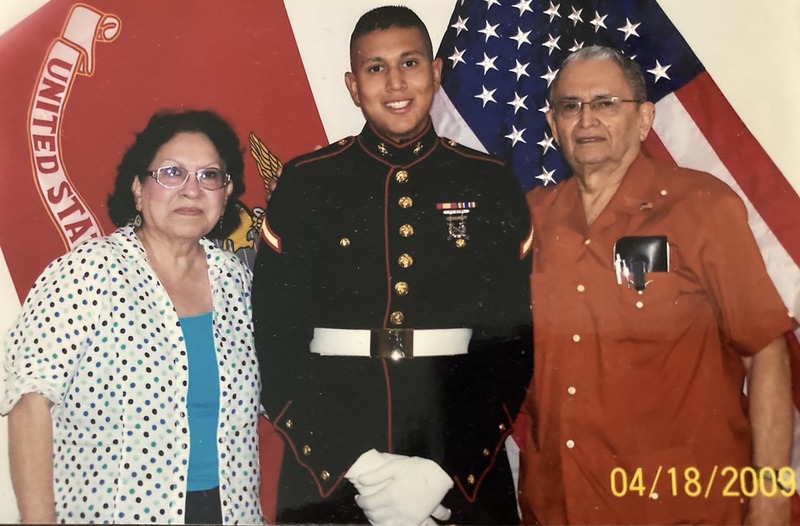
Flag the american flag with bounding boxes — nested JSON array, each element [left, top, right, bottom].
[[430, 0, 800, 519]]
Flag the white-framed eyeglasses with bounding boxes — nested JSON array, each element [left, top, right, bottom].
[[145, 165, 231, 190], [552, 96, 643, 118]]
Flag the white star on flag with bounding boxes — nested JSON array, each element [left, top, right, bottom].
[[510, 60, 530, 80], [537, 133, 556, 154], [510, 28, 532, 49], [505, 126, 526, 146], [617, 18, 641, 40], [451, 16, 469, 36], [478, 21, 500, 42], [475, 86, 497, 107], [536, 166, 557, 186], [647, 60, 672, 82], [590, 12, 608, 32], [477, 53, 499, 74], [508, 92, 529, 114]]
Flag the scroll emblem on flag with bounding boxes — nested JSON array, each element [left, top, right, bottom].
[[28, 4, 121, 250]]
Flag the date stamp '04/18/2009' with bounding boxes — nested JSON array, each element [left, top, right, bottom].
[[610, 466, 796, 499]]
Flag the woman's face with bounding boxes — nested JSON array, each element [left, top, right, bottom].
[[132, 131, 232, 243]]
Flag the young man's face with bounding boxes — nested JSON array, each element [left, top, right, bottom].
[[345, 25, 442, 143]]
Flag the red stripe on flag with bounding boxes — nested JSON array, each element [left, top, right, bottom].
[[673, 72, 800, 266], [642, 128, 676, 166]]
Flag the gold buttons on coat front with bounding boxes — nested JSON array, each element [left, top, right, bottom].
[[320, 470, 330, 481], [339, 238, 350, 247], [455, 239, 466, 248], [390, 311, 405, 325], [398, 196, 413, 208], [395, 170, 408, 183], [302, 445, 312, 456], [399, 224, 414, 237], [394, 282, 409, 296], [397, 254, 414, 268]]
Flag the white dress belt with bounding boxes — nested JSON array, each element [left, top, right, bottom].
[[310, 328, 472, 359]]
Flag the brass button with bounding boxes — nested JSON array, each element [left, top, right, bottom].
[[320, 470, 330, 481], [467, 474, 475, 485], [399, 224, 414, 237], [285, 419, 293, 429], [397, 253, 414, 268], [395, 170, 408, 183], [394, 282, 409, 295], [482, 448, 490, 457], [448, 139, 457, 146], [455, 239, 467, 248], [390, 311, 405, 325], [498, 423, 507, 431], [339, 238, 350, 247], [302, 445, 311, 456], [398, 196, 413, 208]]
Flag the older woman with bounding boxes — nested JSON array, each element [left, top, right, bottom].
[[2, 110, 262, 524]]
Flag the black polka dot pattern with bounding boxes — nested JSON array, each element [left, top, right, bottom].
[[2, 226, 263, 524]]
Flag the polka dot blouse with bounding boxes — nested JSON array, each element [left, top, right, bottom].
[[2, 226, 263, 524]]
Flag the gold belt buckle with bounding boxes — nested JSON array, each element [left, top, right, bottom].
[[370, 328, 414, 359]]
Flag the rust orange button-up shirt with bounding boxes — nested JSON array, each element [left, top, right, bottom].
[[520, 154, 796, 525]]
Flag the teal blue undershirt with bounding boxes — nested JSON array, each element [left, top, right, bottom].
[[179, 311, 220, 491]]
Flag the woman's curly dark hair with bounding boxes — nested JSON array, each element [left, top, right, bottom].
[[107, 109, 245, 239]]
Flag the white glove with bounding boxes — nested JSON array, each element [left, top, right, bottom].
[[352, 455, 453, 526]]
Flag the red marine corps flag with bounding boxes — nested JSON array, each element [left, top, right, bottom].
[[0, 1, 330, 521]]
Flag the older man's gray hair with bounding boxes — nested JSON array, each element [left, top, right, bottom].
[[548, 45, 648, 103]]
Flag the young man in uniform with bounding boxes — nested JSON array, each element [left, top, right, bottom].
[[252, 6, 533, 525]]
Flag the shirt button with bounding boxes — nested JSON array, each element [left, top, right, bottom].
[[395, 170, 408, 183], [572, 334, 581, 343], [398, 196, 413, 208], [650, 492, 659, 500], [636, 301, 644, 309], [397, 253, 414, 268], [567, 386, 576, 395], [566, 439, 575, 449], [394, 282, 409, 295], [399, 224, 414, 237], [576, 284, 585, 293], [390, 311, 405, 325], [584, 239, 591, 245]]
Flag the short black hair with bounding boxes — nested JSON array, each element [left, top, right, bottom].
[[107, 109, 245, 239], [350, 5, 433, 60]]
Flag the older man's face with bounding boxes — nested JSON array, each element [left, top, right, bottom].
[[546, 59, 654, 176]]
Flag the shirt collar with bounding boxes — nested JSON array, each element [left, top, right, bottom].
[[358, 119, 438, 165]]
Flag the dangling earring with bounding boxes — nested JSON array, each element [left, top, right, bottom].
[[133, 213, 143, 228], [217, 213, 224, 230]]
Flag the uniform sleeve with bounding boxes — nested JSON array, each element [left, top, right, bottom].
[[439, 164, 533, 499], [252, 164, 383, 495], [694, 186, 795, 354], [1, 246, 105, 414]]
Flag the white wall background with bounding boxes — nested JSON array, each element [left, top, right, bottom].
[[1, 0, 798, 521]]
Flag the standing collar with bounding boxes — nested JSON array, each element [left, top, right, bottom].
[[358, 119, 438, 165]]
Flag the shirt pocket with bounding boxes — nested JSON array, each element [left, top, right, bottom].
[[607, 271, 685, 344]]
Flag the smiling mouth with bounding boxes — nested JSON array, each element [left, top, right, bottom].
[[576, 137, 604, 144], [385, 100, 411, 109]]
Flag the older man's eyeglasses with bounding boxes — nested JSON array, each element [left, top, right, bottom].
[[145, 166, 231, 190], [552, 96, 643, 118]]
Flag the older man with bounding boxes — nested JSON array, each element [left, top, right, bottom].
[[519, 45, 796, 525]]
